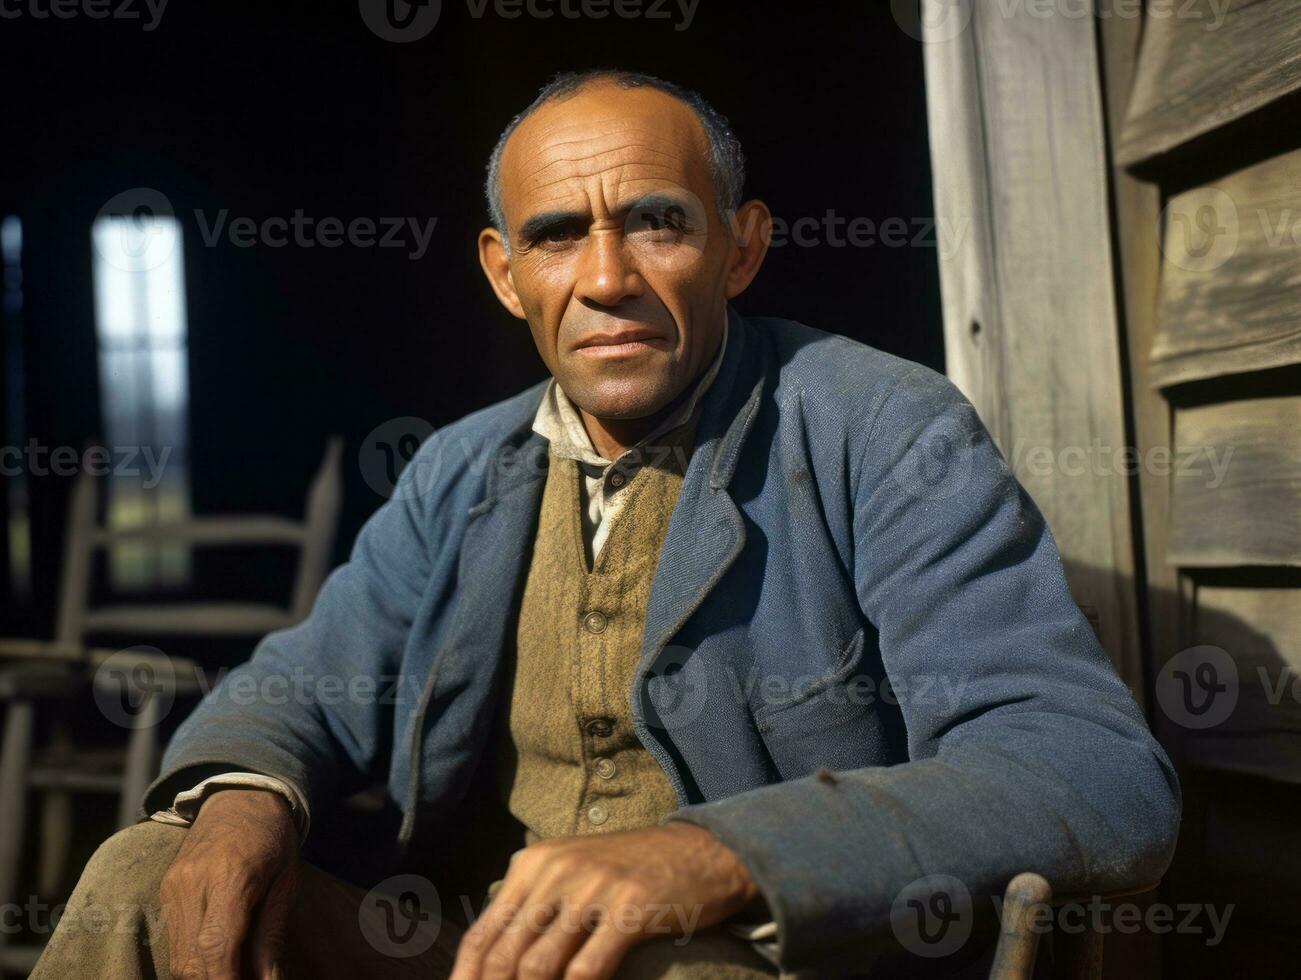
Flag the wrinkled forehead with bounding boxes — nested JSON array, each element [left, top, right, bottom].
[[499, 85, 714, 220]]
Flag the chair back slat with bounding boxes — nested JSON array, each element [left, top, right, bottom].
[[289, 436, 344, 622]]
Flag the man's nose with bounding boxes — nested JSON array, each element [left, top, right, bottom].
[[573, 229, 643, 308]]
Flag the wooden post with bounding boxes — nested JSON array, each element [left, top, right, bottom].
[[920, 0, 1144, 697]]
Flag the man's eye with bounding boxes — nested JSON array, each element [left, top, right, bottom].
[[542, 227, 579, 244], [630, 206, 692, 237]]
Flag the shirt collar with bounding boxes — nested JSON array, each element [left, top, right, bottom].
[[532, 316, 730, 468]]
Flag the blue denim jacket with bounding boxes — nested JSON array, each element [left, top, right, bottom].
[[151, 308, 1180, 970]]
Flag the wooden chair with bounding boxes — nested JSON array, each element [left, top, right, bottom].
[[0, 437, 342, 976], [990, 873, 1160, 980]]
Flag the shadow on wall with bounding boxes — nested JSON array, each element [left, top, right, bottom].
[[1063, 558, 1301, 980]]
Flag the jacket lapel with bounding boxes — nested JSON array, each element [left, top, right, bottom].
[[638, 307, 769, 680], [400, 428, 549, 845]]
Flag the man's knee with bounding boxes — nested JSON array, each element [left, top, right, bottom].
[[616, 930, 778, 979], [54, 821, 186, 943], [30, 822, 187, 979], [75, 821, 188, 905]]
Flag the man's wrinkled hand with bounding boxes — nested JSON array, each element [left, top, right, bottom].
[[449, 821, 761, 980], [159, 789, 300, 980]]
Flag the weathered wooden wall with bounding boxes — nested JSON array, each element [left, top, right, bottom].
[[1110, 0, 1301, 974]]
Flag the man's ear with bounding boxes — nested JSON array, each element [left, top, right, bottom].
[[478, 226, 527, 320], [723, 199, 773, 300]]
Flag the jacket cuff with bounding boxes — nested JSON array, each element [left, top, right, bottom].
[[150, 771, 310, 839], [664, 774, 912, 973]]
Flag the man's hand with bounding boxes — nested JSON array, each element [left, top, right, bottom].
[[159, 789, 300, 979], [450, 821, 762, 980]]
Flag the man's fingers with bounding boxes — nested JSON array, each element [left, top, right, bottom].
[[451, 869, 537, 980], [190, 885, 255, 980], [479, 897, 555, 980], [248, 866, 298, 979], [162, 876, 257, 980], [162, 889, 205, 979], [563, 919, 639, 980], [515, 903, 591, 980]]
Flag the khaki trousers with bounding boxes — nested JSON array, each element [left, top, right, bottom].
[[31, 821, 778, 979]]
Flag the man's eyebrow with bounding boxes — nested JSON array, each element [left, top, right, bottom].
[[620, 192, 693, 216], [516, 209, 590, 243], [515, 193, 698, 243]]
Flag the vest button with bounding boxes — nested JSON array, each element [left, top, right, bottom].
[[593, 757, 616, 779], [587, 803, 609, 826], [582, 610, 608, 633], [585, 718, 613, 738], [609, 472, 626, 489]]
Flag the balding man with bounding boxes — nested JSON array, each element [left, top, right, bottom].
[[35, 70, 1179, 980]]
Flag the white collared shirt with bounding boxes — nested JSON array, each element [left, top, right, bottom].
[[530, 319, 728, 562]]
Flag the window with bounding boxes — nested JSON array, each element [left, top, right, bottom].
[[91, 213, 192, 589], [2, 214, 29, 598]]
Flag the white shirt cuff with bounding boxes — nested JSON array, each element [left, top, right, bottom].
[[150, 771, 310, 839]]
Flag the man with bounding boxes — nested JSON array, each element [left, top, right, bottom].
[[35, 70, 1179, 979]]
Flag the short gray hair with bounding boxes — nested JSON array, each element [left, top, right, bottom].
[[484, 70, 747, 245]]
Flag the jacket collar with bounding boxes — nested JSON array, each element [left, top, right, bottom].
[[696, 304, 767, 490]]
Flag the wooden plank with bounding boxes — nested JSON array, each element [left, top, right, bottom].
[[83, 602, 298, 636], [93, 515, 307, 546], [1169, 395, 1301, 566], [1117, 0, 1301, 167], [1099, 0, 1181, 691], [1095, 15, 1171, 977], [921, 0, 1144, 695], [1153, 148, 1301, 387], [1179, 581, 1301, 781]]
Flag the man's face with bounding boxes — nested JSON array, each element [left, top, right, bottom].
[[486, 83, 740, 421]]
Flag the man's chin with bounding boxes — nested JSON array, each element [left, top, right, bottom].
[[563, 377, 677, 423]]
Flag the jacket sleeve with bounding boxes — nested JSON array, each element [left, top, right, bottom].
[[667, 367, 1181, 971], [143, 436, 449, 823]]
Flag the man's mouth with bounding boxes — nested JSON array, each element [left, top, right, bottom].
[[572, 328, 671, 357]]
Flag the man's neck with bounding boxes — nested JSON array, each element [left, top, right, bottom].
[[579, 395, 686, 461]]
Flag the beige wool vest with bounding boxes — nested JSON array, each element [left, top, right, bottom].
[[497, 422, 696, 843]]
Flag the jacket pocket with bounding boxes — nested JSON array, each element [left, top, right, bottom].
[[752, 627, 893, 779]]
